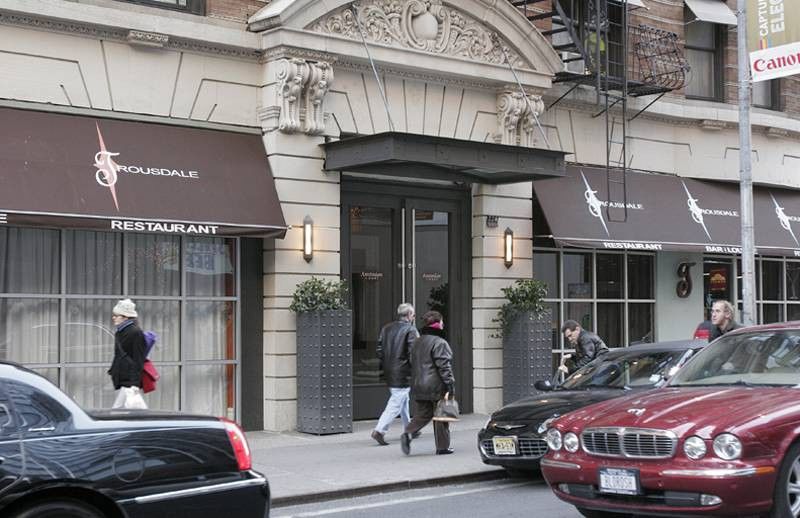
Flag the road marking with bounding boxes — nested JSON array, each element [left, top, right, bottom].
[[273, 481, 535, 517]]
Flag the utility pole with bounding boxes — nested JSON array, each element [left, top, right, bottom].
[[737, 0, 756, 326]]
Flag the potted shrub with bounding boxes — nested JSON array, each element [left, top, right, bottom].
[[494, 279, 552, 405], [290, 277, 353, 434]]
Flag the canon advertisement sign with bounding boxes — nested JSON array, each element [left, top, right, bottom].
[[748, 0, 800, 82]]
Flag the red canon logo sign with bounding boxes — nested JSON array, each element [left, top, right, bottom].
[[753, 51, 800, 72]]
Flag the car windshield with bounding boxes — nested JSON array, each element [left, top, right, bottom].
[[560, 350, 687, 390], [670, 330, 800, 387]]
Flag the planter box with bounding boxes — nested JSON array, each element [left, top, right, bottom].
[[502, 310, 552, 405], [296, 309, 353, 434]]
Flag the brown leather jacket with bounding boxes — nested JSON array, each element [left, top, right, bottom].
[[409, 327, 454, 401]]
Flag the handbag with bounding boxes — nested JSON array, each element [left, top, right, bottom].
[[433, 392, 460, 422], [141, 359, 160, 394]]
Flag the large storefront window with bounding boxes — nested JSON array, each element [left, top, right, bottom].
[[534, 248, 656, 371], [0, 227, 239, 418], [704, 256, 800, 325]]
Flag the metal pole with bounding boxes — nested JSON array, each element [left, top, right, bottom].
[[352, 4, 396, 132], [737, 0, 756, 326]]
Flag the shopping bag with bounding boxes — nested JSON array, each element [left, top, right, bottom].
[[123, 386, 148, 409], [433, 392, 460, 422], [141, 359, 160, 394]]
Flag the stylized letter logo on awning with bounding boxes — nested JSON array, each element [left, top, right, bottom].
[[681, 181, 711, 240], [581, 171, 609, 236], [94, 123, 120, 211], [771, 193, 799, 246]]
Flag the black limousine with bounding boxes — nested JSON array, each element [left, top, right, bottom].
[[0, 361, 269, 518]]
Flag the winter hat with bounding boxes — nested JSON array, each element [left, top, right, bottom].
[[113, 298, 138, 318]]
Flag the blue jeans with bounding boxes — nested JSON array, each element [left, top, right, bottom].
[[375, 387, 410, 434]]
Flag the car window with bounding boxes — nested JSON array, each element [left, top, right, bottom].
[[561, 351, 680, 390], [671, 331, 800, 386], [5, 379, 71, 433]]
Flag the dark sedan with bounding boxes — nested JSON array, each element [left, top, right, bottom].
[[477, 340, 706, 475], [0, 361, 269, 518]]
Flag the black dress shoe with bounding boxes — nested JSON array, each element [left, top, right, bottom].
[[436, 448, 454, 455], [411, 431, 422, 439], [371, 430, 388, 446], [401, 433, 411, 455]]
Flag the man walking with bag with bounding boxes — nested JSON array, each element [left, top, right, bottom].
[[108, 299, 147, 409], [371, 303, 419, 445], [401, 311, 455, 456]]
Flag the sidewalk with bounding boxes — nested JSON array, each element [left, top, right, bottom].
[[246, 413, 505, 506]]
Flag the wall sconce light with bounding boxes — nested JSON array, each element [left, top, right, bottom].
[[503, 227, 513, 268], [303, 215, 313, 262]]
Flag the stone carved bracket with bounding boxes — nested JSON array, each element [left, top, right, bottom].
[[497, 90, 544, 147], [274, 58, 335, 135], [308, 0, 526, 68]]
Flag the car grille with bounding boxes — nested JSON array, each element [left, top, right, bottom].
[[581, 427, 676, 459], [480, 437, 548, 458]]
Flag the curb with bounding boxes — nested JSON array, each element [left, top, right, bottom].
[[271, 469, 507, 508]]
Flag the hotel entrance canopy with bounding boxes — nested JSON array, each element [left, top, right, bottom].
[[323, 132, 566, 184], [0, 107, 287, 238], [533, 166, 800, 257]]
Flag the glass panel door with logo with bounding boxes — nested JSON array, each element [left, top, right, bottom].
[[344, 189, 464, 420]]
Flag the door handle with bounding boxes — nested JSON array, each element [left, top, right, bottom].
[[28, 426, 55, 433]]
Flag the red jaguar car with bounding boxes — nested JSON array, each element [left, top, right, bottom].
[[541, 322, 800, 518]]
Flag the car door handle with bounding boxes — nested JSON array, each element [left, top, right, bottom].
[[28, 426, 55, 432]]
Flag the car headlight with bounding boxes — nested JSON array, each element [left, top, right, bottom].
[[683, 436, 707, 460], [563, 432, 580, 453], [538, 416, 557, 435], [713, 433, 742, 460], [483, 417, 493, 430], [546, 428, 563, 451]]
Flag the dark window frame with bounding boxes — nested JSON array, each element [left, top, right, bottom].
[[752, 79, 781, 111], [684, 13, 724, 101], [114, 0, 205, 16]]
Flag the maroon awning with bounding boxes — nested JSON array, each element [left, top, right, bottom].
[[533, 166, 800, 256], [0, 107, 286, 238]]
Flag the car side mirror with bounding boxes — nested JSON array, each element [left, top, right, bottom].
[[535, 380, 553, 391]]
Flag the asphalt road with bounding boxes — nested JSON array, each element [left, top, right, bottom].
[[270, 476, 581, 518]]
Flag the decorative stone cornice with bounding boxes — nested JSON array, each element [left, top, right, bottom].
[[307, 0, 528, 69], [126, 30, 169, 48], [0, 10, 262, 61], [699, 119, 727, 131], [766, 127, 790, 139], [271, 57, 335, 135]]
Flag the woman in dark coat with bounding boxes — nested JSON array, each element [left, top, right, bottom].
[[401, 311, 455, 455], [108, 298, 147, 409]]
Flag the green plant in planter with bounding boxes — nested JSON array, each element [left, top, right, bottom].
[[289, 277, 349, 313], [493, 279, 547, 339]]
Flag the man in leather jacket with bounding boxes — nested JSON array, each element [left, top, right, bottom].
[[401, 311, 455, 456], [371, 303, 419, 446], [560, 320, 609, 375]]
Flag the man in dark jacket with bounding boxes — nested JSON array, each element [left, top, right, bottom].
[[108, 299, 147, 409], [371, 303, 419, 446], [708, 300, 743, 341], [401, 311, 455, 456], [560, 320, 609, 375]]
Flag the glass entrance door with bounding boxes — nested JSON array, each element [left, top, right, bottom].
[[344, 187, 465, 420]]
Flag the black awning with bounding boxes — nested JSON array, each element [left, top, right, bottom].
[[323, 132, 566, 184], [533, 166, 800, 256], [0, 107, 287, 238]]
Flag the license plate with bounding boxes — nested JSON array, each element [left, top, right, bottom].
[[598, 467, 640, 495], [492, 436, 518, 455]]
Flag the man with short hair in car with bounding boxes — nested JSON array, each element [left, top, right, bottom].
[[709, 299, 743, 341], [560, 320, 609, 375]]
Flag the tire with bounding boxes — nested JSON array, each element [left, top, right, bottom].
[[771, 441, 800, 518], [11, 499, 105, 518], [576, 507, 631, 518]]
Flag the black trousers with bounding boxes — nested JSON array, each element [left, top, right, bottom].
[[405, 399, 450, 451]]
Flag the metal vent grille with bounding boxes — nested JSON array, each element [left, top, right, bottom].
[[582, 428, 676, 458]]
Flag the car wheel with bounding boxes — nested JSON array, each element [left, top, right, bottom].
[[771, 442, 800, 518], [576, 507, 631, 518], [11, 499, 105, 518]]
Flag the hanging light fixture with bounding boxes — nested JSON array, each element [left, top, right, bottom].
[[303, 215, 313, 262], [504, 227, 513, 268]]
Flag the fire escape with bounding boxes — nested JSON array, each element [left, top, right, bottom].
[[510, 0, 688, 222]]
